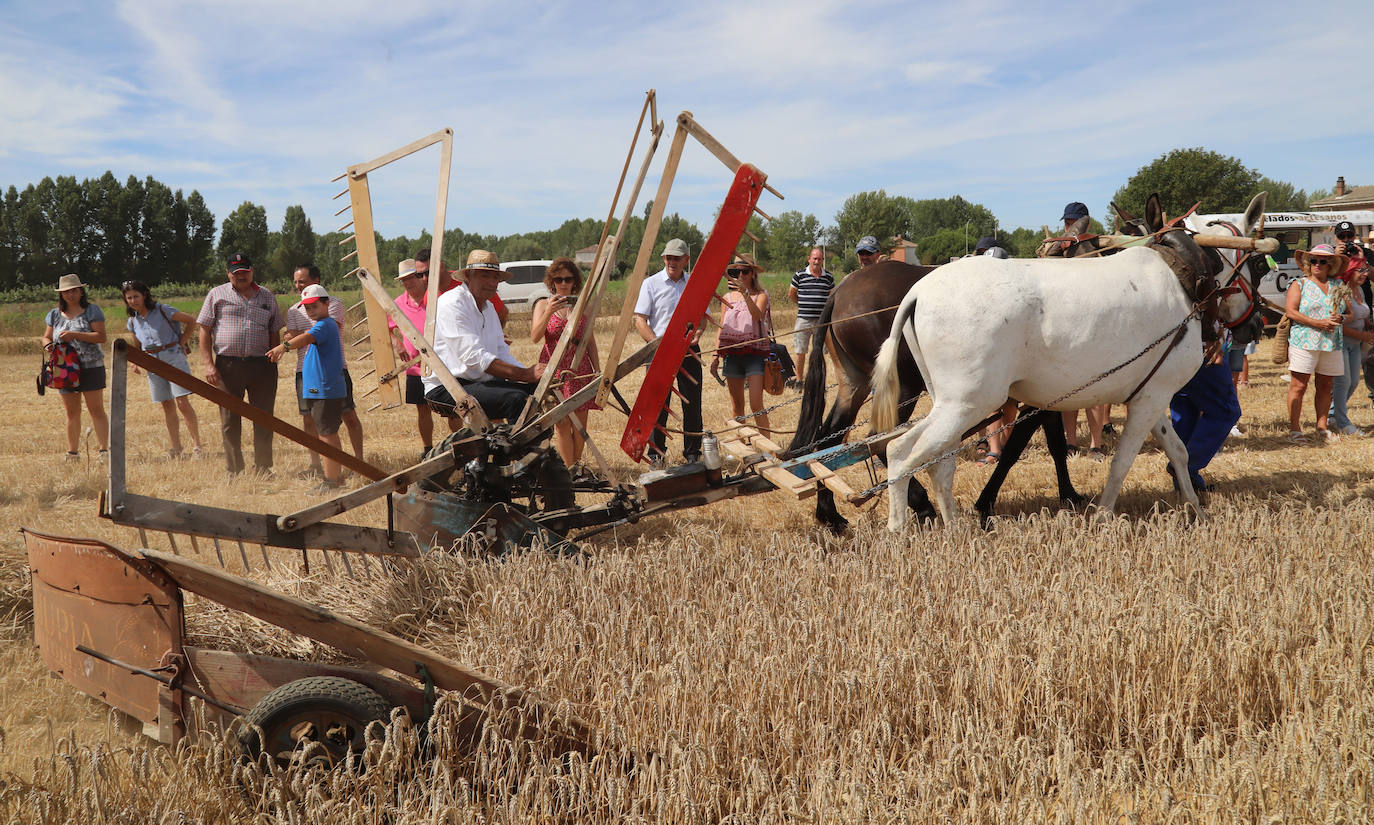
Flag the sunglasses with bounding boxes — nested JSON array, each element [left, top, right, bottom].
[[726, 268, 750, 276], [1308, 260, 1329, 267], [857, 250, 876, 256], [551, 276, 576, 284], [121, 281, 137, 290]]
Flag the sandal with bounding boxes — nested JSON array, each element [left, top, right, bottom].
[[1287, 430, 1306, 444], [977, 452, 1000, 465], [1087, 447, 1107, 462], [64, 451, 79, 461]]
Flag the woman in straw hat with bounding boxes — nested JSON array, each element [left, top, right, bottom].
[[710, 257, 772, 435], [41, 274, 110, 459], [1285, 244, 1352, 442]]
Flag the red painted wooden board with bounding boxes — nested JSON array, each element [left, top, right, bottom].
[[622, 163, 766, 461]]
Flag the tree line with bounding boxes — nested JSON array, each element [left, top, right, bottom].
[[1, 148, 1323, 297]]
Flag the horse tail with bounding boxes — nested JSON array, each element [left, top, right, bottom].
[[785, 299, 834, 458], [871, 287, 920, 433]]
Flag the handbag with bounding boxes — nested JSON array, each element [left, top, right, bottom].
[[762, 352, 785, 395], [43, 343, 83, 391], [1271, 316, 1290, 365]]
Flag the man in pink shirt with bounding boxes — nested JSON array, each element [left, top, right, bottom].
[[388, 258, 434, 454]]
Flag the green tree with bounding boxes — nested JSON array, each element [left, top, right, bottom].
[[1112, 148, 1310, 218], [135, 177, 176, 285], [272, 204, 316, 280], [217, 201, 269, 275], [765, 210, 822, 271], [0, 186, 18, 288], [832, 190, 913, 253], [908, 196, 996, 243], [500, 236, 545, 262], [183, 190, 217, 280], [916, 228, 971, 265]]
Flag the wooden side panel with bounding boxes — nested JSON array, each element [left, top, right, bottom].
[[183, 647, 426, 717], [24, 529, 181, 728]]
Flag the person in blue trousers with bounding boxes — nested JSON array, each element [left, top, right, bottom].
[[1169, 339, 1242, 494]]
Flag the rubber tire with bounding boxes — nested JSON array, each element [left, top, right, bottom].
[[534, 453, 574, 511], [239, 676, 390, 768]]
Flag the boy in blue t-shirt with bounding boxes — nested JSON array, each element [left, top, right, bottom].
[[268, 284, 346, 489]]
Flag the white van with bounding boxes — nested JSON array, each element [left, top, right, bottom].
[[498, 259, 553, 310], [1184, 210, 1374, 320]]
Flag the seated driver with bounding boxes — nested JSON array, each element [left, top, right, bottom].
[[423, 250, 545, 423]]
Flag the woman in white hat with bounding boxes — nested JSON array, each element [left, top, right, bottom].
[[41, 274, 110, 459], [1285, 245, 1351, 442]]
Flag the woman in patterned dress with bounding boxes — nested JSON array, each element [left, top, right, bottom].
[[530, 257, 600, 476], [1285, 245, 1351, 442]]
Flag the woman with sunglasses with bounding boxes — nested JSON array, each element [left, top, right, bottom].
[[530, 257, 600, 478], [710, 258, 772, 436], [122, 280, 205, 458], [1285, 244, 1352, 442]]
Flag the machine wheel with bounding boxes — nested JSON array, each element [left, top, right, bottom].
[[239, 677, 391, 768], [532, 453, 575, 511]]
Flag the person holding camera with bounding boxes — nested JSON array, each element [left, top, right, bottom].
[[1285, 244, 1352, 443], [531, 257, 600, 476]]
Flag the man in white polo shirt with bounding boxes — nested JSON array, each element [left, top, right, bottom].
[[634, 238, 704, 466], [423, 249, 545, 422]]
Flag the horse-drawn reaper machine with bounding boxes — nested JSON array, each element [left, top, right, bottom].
[[23, 95, 887, 767]]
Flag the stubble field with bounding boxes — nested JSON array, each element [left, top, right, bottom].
[[1, 300, 1372, 823]]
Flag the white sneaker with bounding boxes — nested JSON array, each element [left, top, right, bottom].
[[1229, 426, 1243, 437]]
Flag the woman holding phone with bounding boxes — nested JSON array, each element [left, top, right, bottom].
[[530, 257, 600, 477]]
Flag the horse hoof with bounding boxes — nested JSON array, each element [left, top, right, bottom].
[[1061, 492, 1088, 510], [821, 517, 850, 536]]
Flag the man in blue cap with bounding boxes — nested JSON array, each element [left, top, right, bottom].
[[855, 235, 880, 269], [1061, 201, 1090, 234]]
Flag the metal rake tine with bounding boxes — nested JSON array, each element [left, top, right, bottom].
[[237, 540, 251, 572], [211, 537, 226, 567]]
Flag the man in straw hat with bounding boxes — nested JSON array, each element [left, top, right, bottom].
[[197, 253, 286, 474], [634, 238, 705, 467], [422, 249, 545, 423]]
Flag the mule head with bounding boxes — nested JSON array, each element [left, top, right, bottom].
[[1241, 191, 1267, 235], [1144, 193, 1165, 234], [1112, 201, 1148, 236]]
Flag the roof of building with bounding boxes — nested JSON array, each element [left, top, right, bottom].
[[1311, 183, 1374, 210]]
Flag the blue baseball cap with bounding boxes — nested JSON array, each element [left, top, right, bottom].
[[1061, 202, 1089, 221], [856, 235, 880, 254]]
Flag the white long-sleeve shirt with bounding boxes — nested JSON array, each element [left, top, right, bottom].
[[422, 284, 523, 393]]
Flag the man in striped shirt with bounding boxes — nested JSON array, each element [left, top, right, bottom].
[[787, 247, 834, 385]]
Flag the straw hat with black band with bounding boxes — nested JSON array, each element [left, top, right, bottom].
[[459, 249, 508, 279]]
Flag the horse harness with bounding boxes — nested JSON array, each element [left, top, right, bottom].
[[1120, 228, 1235, 404]]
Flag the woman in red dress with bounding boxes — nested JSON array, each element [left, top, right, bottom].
[[530, 257, 601, 477]]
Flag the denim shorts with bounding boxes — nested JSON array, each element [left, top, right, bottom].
[[722, 353, 765, 379]]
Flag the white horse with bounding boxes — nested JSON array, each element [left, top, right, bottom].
[[871, 195, 1261, 531]]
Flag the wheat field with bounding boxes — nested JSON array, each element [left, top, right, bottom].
[[1, 303, 1372, 823]]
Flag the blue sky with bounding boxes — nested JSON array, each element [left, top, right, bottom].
[[2, 0, 1370, 247]]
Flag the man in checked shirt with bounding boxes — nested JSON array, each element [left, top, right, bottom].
[[198, 253, 286, 474]]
